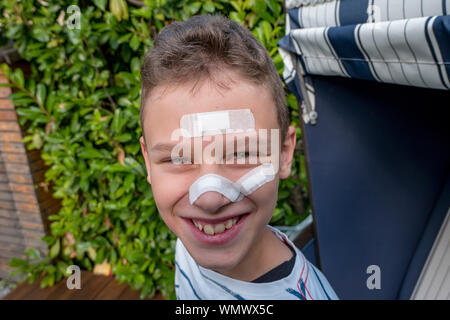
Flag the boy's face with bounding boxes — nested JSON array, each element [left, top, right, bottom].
[[140, 70, 296, 275]]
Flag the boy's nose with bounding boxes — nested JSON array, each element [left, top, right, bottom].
[[192, 191, 232, 214]]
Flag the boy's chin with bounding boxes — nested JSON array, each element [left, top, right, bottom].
[[189, 248, 246, 276], [197, 258, 241, 277]]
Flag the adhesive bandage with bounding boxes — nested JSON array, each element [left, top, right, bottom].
[[189, 163, 276, 205], [180, 109, 255, 137]]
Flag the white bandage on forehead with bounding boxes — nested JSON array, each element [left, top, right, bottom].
[[180, 109, 255, 137], [189, 163, 275, 204]]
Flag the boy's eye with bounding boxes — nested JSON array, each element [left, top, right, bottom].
[[163, 157, 192, 165], [225, 152, 259, 164], [235, 152, 249, 159], [224, 152, 249, 161]]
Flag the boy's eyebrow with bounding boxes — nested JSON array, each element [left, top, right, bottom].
[[150, 142, 178, 153], [150, 134, 275, 153]]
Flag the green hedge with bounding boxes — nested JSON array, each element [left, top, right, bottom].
[[0, 0, 310, 299]]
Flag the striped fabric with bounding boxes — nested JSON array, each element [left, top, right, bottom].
[[279, 0, 450, 101], [285, 0, 449, 25]]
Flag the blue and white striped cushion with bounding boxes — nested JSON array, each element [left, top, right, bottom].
[[279, 0, 450, 91], [286, 0, 449, 26]]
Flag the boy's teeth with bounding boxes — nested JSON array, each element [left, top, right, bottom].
[[214, 223, 225, 234], [193, 221, 203, 231], [203, 224, 214, 235], [193, 217, 240, 235]]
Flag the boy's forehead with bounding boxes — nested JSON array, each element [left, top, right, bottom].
[[143, 75, 279, 147]]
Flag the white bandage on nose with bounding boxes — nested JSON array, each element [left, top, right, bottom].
[[189, 163, 276, 204]]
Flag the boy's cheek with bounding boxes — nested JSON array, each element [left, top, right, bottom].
[[150, 173, 189, 218], [151, 183, 183, 236], [151, 178, 178, 211], [245, 178, 280, 221]]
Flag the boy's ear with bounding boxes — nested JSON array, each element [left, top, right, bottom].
[[278, 126, 297, 179], [139, 136, 152, 184]]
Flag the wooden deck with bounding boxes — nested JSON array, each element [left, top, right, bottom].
[[2, 271, 165, 300]]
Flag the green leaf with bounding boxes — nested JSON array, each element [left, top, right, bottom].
[[287, 94, 298, 110], [93, 0, 107, 10], [24, 248, 41, 259], [87, 247, 97, 261], [103, 163, 129, 173], [133, 7, 151, 19], [40, 274, 55, 288], [32, 27, 50, 42], [229, 11, 244, 24], [268, 0, 282, 16], [12, 68, 24, 88], [9, 258, 27, 268], [49, 239, 60, 259], [121, 0, 129, 20], [130, 57, 140, 74], [187, 2, 202, 14], [203, 2, 215, 13], [36, 83, 47, 106], [16, 106, 44, 118], [128, 250, 145, 264], [130, 34, 140, 51], [6, 24, 23, 40], [115, 133, 132, 142], [260, 21, 272, 43], [118, 97, 132, 107], [32, 133, 43, 149], [155, 13, 165, 21], [78, 148, 104, 159], [123, 174, 134, 192], [0, 63, 11, 77], [253, 0, 267, 16]]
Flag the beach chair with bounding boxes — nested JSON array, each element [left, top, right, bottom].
[[278, 0, 450, 299]]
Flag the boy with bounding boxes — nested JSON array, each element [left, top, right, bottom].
[[139, 15, 338, 300]]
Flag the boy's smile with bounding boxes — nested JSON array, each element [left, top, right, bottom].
[[140, 70, 296, 281], [180, 192, 256, 246]]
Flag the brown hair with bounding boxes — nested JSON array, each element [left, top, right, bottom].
[[140, 14, 288, 141]]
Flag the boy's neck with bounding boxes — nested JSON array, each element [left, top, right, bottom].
[[212, 226, 294, 282]]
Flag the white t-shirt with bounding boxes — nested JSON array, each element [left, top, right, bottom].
[[175, 225, 339, 300]]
